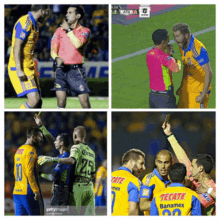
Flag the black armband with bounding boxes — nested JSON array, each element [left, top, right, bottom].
[[66, 28, 72, 33]]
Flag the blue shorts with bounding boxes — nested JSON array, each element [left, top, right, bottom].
[[95, 195, 106, 206], [13, 194, 44, 215], [51, 65, 91, 96]]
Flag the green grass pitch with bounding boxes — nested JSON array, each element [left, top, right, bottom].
[[5, 97, 108, 109], [112, 5, 216, 108]]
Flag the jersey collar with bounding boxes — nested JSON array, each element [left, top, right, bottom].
[[169, 183, 184, 187], [181, 34, 194, 53], [153, 168, 170, 185], [28, 11, 38, 30], [119, 166, 132, 174]]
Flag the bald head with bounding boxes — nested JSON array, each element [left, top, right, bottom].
[[156, 150, 172, 161], [73, 126, 86, 144]]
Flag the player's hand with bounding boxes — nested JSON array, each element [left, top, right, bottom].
[[162, 122, 172, 136], [34, 192, 41, 201], [196, 94, 205, 103], [57, 57, 64, 67], [196, 182, 209, 194], [167, 44, 174, 56], [38, 156, 59, 165], [17, 70, 28, 82], [60, 20, 70, 30], [34, 114, 43, 127]]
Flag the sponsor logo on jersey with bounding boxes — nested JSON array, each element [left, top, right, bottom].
[[160, 193, 186, 201], [111, 176, 126, 184], [79, 85, 85, 91], [160, 203, 184, 209], [20, 32, 26, 40], [56, 83, 61, 88]]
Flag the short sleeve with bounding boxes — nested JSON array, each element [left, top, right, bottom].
[[51, 28, 60, 45], [140, 176, 155, 199], [194, 47, 210, 66], [191, 195, 202, 216], [127, 181, 139, 203], [78, 29, 90, 44], [15, 17, 31, 41], [150, 197, 159, 215], [70, 145, 79, 161]]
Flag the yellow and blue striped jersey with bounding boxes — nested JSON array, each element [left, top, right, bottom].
[[9, 12, 39, 71], [94, 165, 107, 196], [140, 168, 170, 215], [179, 35, 212, 93], [150, 183, 202, 216], [13, 144, 40, 195], [111, 167, 141, 215]]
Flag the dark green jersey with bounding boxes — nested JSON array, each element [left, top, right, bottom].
[[70, 143, 95, 180]]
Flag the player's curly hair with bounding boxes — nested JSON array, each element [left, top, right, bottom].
[[172, 23, 191, 35], [122, 148, 145, 165], [26, 127, 43, 138]]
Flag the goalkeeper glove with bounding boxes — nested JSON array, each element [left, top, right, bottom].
[[38, 156, 59, 165]]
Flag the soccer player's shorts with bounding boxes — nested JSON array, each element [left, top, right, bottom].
[[51, 184, 69, 206], [95, 195, 106, 206], [149, 87, 176, 108], [8, 66, 41, 97], [13, 194, 44, 215], [69, 182, 95, 215], [51, 65, 91, 96], [177, 90, 211, 108]]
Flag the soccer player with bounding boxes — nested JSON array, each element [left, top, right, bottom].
[[111, 149, 146, 215], [34, 114, 71, 207], [150, 163, 202, 216], [162, 121, 216, 215], [94, 159, 107, 206], [13, 127, 44, 215], [38, 126, 96, 215], [147, 29, 181, 108], [139, 150, 172, 215], [51, 5, 91, 108], [8, 5, 50, 109], [172, 23, 213, 108]]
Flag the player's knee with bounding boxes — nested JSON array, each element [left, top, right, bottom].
[[57, 99, 66, 108], [27, 92, 41, 108], [35, 98, 43, 108], [79, 94, 91, 108]]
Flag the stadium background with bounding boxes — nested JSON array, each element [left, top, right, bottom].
[[112, 112, 215, 182], [5, 5, 108, 108], [5, 112, 107, 215], [112, 5, 215, 108]]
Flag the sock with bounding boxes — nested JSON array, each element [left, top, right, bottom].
[[20, 102, 31, 109]]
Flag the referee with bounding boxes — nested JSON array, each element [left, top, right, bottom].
[[51, 5, 91, 108], [147, 29, 181, 108]]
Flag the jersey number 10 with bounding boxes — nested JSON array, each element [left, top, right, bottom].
[[16, 163, 22, 181]]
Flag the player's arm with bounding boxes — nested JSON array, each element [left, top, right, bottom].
[[139, 184, 153, 211], [33, 114, 55, 148], [129, 202, 139, 215], [128, 181, 140, 215], [191, 195, 202, 216], [94, 169, 105, 197], [162, 122, 191, 176], [196, 62, 213, 103], [196, 182, 216, 199], [25, 149, 40, 199], [150, 197, 159, 216]]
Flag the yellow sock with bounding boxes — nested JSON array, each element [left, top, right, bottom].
[[20, 103, 31, 109]]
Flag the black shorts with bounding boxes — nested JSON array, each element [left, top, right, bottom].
[[50, 184, 69, 206], [51, 65, 91, 96]]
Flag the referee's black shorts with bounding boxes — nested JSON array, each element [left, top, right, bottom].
[[51, 64, 91, 96], [50, 184, 69, 206]]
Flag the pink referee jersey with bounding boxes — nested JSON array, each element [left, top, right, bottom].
[[51, 24, 90, 64], [147, 47, 177, 91]]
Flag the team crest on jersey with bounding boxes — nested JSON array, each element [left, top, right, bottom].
[[82, 32, 88, 38], [56, 83, 61, 88], [20, 32, 26, 40], [142, 189, 150, 197], [79, 85, 85, 91]]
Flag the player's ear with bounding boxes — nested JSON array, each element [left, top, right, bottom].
[[77, 14, 81, 19]]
